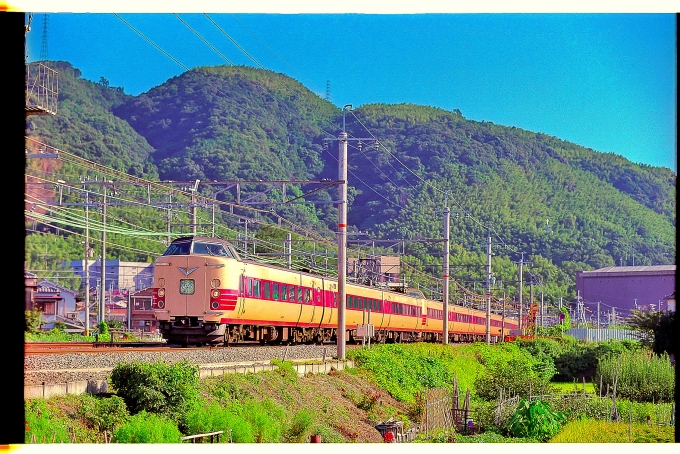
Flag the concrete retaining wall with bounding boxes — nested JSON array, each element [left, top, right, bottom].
[[25, 379, 108, 399], [25, 360, 354, 399]]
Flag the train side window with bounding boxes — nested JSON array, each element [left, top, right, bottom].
[[254, 280, 261, 298], [304, 288, 311, 303], [273, 283, 279, 300], [248, 278, 253, 297], [297, 287, 303, 303], [378, 300, 381, 311], [264, 282, 271, 299], [346, 295, 351, 309], [333, 293, 337, 308], [290, 286, 296, 302], [281, 285, 288, 301]]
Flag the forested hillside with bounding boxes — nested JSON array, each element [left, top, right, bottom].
[[24, 61, 676, 301]]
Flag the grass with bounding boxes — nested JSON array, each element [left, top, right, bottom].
[[549, 419, 675, 443]]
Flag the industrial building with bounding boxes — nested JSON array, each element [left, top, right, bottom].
[[575, 265, 676, 318]]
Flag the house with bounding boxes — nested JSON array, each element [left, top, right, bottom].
[[129, 287, 160, 333], [33, 280, 80, 331], [25, 269, 38, 311]]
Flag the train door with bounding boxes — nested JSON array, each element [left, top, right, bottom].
[[237, 273, 246, 317]]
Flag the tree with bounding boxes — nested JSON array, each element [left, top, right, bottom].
[[626, 307, 674, 356]]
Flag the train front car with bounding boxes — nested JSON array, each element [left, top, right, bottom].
[[152, 236, 240, 346]]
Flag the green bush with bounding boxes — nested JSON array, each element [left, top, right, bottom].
[[552, 339, 641, 382], [111, 411, 183, 443], [109, 360, 200, 425], [184, 400, 254, 443], [283, 409, 315, 443], [98, 320, 109, 335], [25, 399, 73, 443], [77, 394, 129, 432], [25, 309, 43, 334], [228, 398, 286, 442], [473, 342, 554, 400], [595, 350, 674, 402], [347, 344, 453, 403], [506, 398, 566, 441]]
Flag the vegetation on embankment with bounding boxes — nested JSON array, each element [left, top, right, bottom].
[[24, 338, 675, 443]]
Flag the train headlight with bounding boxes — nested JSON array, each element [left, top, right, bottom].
[[158, 288, 166, 298], [211, 289, 220, 298], [211, 279, 220, 288], [158, 278, 165, 287], [211, 301, 219, 310]]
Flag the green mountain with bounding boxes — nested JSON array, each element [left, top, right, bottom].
[[25, 62, 676, 300]]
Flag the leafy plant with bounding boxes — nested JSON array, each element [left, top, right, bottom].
[[109, 360, 200, 425], [506, 398, 566, 441], [25, 309, 43, 334], [184, 400, 253, 443], [77, 394, 130, 432], [111, 411, 183, 443], [25, 399, 73, 443], [98, 320, 109, 335]]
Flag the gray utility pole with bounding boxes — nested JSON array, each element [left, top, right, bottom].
[[84, 188, 90, 336], [442, 203, 450, 345], [530, 279, 534, 336], [100, 181, 107, 326], [337, 127, 348, 360], [501, 293, 506, 342], [515, 253, 531, 335], [286, 233, 292, 269], [190, 179, 199, 234], [485, 228, 492, 345], [332, 104, 380, 360]]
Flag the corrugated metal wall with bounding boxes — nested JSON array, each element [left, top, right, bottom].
[[565, 328, 639, 342]]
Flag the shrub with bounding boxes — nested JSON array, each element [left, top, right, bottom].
[[109, 360, 200, 425], [473, 342, 554, 400], [228, 398, 285, 442], [347, 344, 453, 403], [283, 409, 315, 443], [25, 309, 43, 334], [77, 394, 129, 432], [98, 320, 109, 335], [595, 350, 674, 402], [111, 411, 183, 443], [25, 399, 73, 443], [183, 400, 254, 443], [505, 398, 566, 441]]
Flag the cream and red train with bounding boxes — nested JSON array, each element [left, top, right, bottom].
[[152, 235, 518, 346]]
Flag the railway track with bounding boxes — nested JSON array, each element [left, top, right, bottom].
[[24, 340, 348, 355], [25, 341, 172, 355]]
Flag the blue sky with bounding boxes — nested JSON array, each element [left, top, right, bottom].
[[23, 7, 677, 171]]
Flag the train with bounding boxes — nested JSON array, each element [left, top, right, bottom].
[[152, 235, 519, 346]]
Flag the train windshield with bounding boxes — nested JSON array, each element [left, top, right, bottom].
[[193, 242, 238, 259], [162, 240, 192, 256], [161, 238, 239, 259]]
